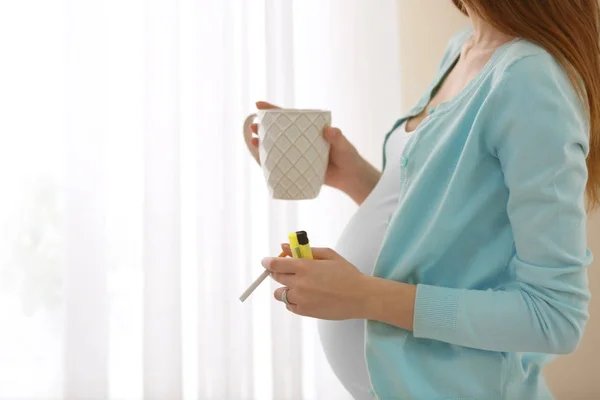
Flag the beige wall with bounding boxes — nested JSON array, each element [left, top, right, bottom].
[[397, 1, 600, 397]]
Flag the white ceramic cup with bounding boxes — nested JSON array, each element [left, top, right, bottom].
[[243, 109, 331, 200]]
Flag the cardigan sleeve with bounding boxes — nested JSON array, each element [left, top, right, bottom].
[[412, 52, 592, 354]]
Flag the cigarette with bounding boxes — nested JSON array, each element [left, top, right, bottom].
[[239, 251, 286, 302]]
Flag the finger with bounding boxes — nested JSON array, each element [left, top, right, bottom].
[[280, 243, 293, 257], [274, 287, 284, 301], [310, 247, 339, 260], [251, 123, 258, 134], [274, 287, 298, 306], [262, 256, 302, 273], [256, 101, 280, 110], [286, 303, 301, 314], [250, 137, 259, 148], [271, 272, 296, 286], [323, 126, 341, 143]]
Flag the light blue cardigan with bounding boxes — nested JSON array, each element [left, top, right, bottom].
[[367, 28, 592, 399]]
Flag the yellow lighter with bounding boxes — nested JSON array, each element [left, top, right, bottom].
[[240, 231, 312, 302], [288, 231, 313, 259]]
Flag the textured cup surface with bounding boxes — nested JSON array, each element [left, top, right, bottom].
[[257, 109, 331, 200]]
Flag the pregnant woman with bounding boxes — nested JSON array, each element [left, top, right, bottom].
[[251, 1, 600, 398]]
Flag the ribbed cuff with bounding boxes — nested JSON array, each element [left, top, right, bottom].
[[413, 284, 460, 340]]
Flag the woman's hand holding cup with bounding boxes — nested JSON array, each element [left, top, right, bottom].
[[246, 101, 376, 203]]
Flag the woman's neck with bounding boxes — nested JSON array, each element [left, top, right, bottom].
[[465, 6, 514, 51]]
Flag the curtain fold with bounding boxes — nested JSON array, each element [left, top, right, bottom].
[[64, 0, 109, 398], [143, 0, 183, 397]]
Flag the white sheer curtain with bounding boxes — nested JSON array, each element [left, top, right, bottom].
[[0, 0, 400, 398]]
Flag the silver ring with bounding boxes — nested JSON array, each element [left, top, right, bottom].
[[282, 288, 291, 305]]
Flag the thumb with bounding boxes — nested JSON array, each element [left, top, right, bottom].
[[310, 247, 340, 261], [256, 101, 280, 110], [323, 126, 353, 150], [280, 243, 293, 257]]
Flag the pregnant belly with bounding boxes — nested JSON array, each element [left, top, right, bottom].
[[318, 124, 406, 398], [318, 319, 372, 399], [317, 182, 401, 399]]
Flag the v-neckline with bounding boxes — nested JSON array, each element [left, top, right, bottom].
[[381, 33, 520, 170], [408, 34, 521, 130]]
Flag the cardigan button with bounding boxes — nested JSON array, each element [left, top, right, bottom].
[[400, 156, 408, 167]]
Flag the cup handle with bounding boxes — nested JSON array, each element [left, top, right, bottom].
[[243, 113, 260, 165]]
